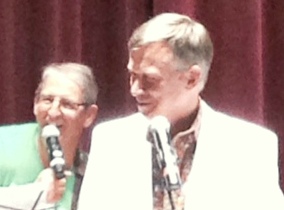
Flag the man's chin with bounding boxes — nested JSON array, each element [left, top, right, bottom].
[[137, 108, 159, 119], [137, 106, 150, 116]]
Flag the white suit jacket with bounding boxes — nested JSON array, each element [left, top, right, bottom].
[[78, 101, 284, 210]]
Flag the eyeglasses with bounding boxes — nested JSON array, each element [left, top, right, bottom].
[[37, 94, 87, 112]]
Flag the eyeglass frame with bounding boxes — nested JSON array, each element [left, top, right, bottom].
[[35, 94, 89, 112]]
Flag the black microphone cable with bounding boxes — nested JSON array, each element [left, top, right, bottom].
[[0, 204, 25, 210], [30, 190, 43, 210], [30, 189, 58, 210], [0, 190, 57, 210]]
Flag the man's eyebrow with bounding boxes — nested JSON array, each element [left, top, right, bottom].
[[38, 93, 52, 97]]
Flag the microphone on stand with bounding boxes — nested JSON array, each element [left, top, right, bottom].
[[148, 116, 181, 191], [41, 124, 66, 179]]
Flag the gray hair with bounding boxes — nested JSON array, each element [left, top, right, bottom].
[[128, 13, 214, 88], [36, 62, 98, 105]]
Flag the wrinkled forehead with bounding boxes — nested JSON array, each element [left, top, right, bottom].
[[128, 42, 175, 71], [42, 68, 83, 89]]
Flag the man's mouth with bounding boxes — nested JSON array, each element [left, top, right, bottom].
[[137, 102, 150, 107], [136, 101, 153, 113]]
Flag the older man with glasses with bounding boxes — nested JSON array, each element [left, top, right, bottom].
[[0, 62, 98, 210]]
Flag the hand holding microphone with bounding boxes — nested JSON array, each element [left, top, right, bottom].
[[32, 125, 68, 205], [41, 124, 66, 179], [148, 116, 181, 191], [36, 168, 67, 204]]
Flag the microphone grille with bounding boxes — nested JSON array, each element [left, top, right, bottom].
[[41, 124, 60, 138]]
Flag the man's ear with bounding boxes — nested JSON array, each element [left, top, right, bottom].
[[184, 65, 202, 89], [83, 104, 98, 128]]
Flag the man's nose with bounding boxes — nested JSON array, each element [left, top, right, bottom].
[[47, 100, 62, 118], [130, 80, 144, 97]]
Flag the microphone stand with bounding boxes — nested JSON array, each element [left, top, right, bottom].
[[166, 189, 176, 210]]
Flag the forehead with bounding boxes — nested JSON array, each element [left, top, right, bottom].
[[40, 71, 83, 100], [128, 42, 175, 72]]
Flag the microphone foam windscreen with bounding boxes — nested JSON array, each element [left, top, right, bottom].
[[149, 116, 171, 130], [41, 124, 60, 138]]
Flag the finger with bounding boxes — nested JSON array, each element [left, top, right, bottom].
[[54, 177, 67, 188]]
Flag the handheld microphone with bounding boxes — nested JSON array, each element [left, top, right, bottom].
[[148, 116, 181, 191], [41, 124, 66, 179]]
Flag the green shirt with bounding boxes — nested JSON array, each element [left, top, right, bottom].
[[0, 122, 75, 209]]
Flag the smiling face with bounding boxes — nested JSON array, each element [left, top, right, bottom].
[[33, 70, 97, 166], [128, 42, 195, 122]]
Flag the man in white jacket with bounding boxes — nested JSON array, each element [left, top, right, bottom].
[[78, 13, 284, 210]]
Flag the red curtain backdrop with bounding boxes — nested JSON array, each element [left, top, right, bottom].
[[1, 0, 284, 190]]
